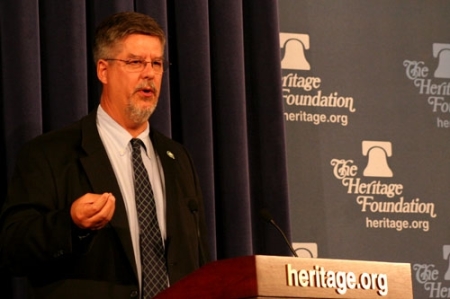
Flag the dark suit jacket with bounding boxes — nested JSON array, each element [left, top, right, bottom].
[[0, 109, 209, 298]]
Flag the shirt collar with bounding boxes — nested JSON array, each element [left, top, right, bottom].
[[97, 105, 151, 157]]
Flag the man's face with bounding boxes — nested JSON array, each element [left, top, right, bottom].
[[98, 34, 164, 127]]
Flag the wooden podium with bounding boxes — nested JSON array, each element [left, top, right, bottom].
[[154, 255, 412, 298]]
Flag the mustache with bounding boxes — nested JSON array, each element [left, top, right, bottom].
[[134, 81, 157, 94]]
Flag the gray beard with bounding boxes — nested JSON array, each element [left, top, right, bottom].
[[126, 102, 156, 124]]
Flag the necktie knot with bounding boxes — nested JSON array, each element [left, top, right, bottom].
[[131, 138, 144, 153]]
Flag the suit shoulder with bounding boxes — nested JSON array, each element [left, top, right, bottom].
[[27, 119, 83, 148], [151, 129, 184, 149], [19, 113, 96, 158], [150, 129, 195, 161]]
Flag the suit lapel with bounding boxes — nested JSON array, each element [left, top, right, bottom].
[[151, 130, 180, 194], [150, 130, 179, 242], [78, 111, 138, 279]]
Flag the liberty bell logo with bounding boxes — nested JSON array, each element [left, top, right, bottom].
[[443, 245, 450, 280], [279, 32, 311, 70], [433, 43, 450, 79], [362, 141, 393, 178]]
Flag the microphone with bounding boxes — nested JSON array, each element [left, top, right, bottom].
[[260, 208, 298, 257], [188, 198, 208, 266]]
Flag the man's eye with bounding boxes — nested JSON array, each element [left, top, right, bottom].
[[152, 60, 163, 67], [127, 60, 143, 66]]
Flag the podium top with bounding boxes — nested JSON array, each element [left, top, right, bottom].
[[155, 255, 413, 299]]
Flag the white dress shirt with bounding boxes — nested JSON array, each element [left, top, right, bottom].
[[96, 105, 166, 291]]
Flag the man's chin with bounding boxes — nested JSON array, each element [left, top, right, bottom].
[[127, 106, 156, 124]]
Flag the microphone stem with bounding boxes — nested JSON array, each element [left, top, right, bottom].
[[270, 220, 298, 257], [192, 210, 208, 266]]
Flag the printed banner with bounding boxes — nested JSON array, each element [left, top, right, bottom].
[[278, 1, 450, 297]]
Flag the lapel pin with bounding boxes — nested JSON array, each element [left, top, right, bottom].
[[166, 151, 175, 159]]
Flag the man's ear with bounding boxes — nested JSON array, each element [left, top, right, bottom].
[[97, 60, 108, 84]]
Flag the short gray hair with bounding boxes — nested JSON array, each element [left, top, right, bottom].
[[93, 11, 166, 63]]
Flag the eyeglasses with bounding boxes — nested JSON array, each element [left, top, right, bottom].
[[104, 58, 169, 73]]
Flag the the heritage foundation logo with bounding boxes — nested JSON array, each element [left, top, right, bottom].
[[413, 245, 450, 298], [330, 140, 436, 232], [403, 43, 450, 129], [280, 32, 356, 126]]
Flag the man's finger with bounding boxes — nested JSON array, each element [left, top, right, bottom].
[[88, 192, 110, 212], [86, 194, 116, 227]]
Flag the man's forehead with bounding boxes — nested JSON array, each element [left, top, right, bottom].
[[116, 34, 164, 55]]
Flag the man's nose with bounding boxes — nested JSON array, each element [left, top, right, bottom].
[[141, 61, 156, 78]]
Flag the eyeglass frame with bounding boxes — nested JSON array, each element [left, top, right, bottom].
[[103, 58, 169, 73]]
